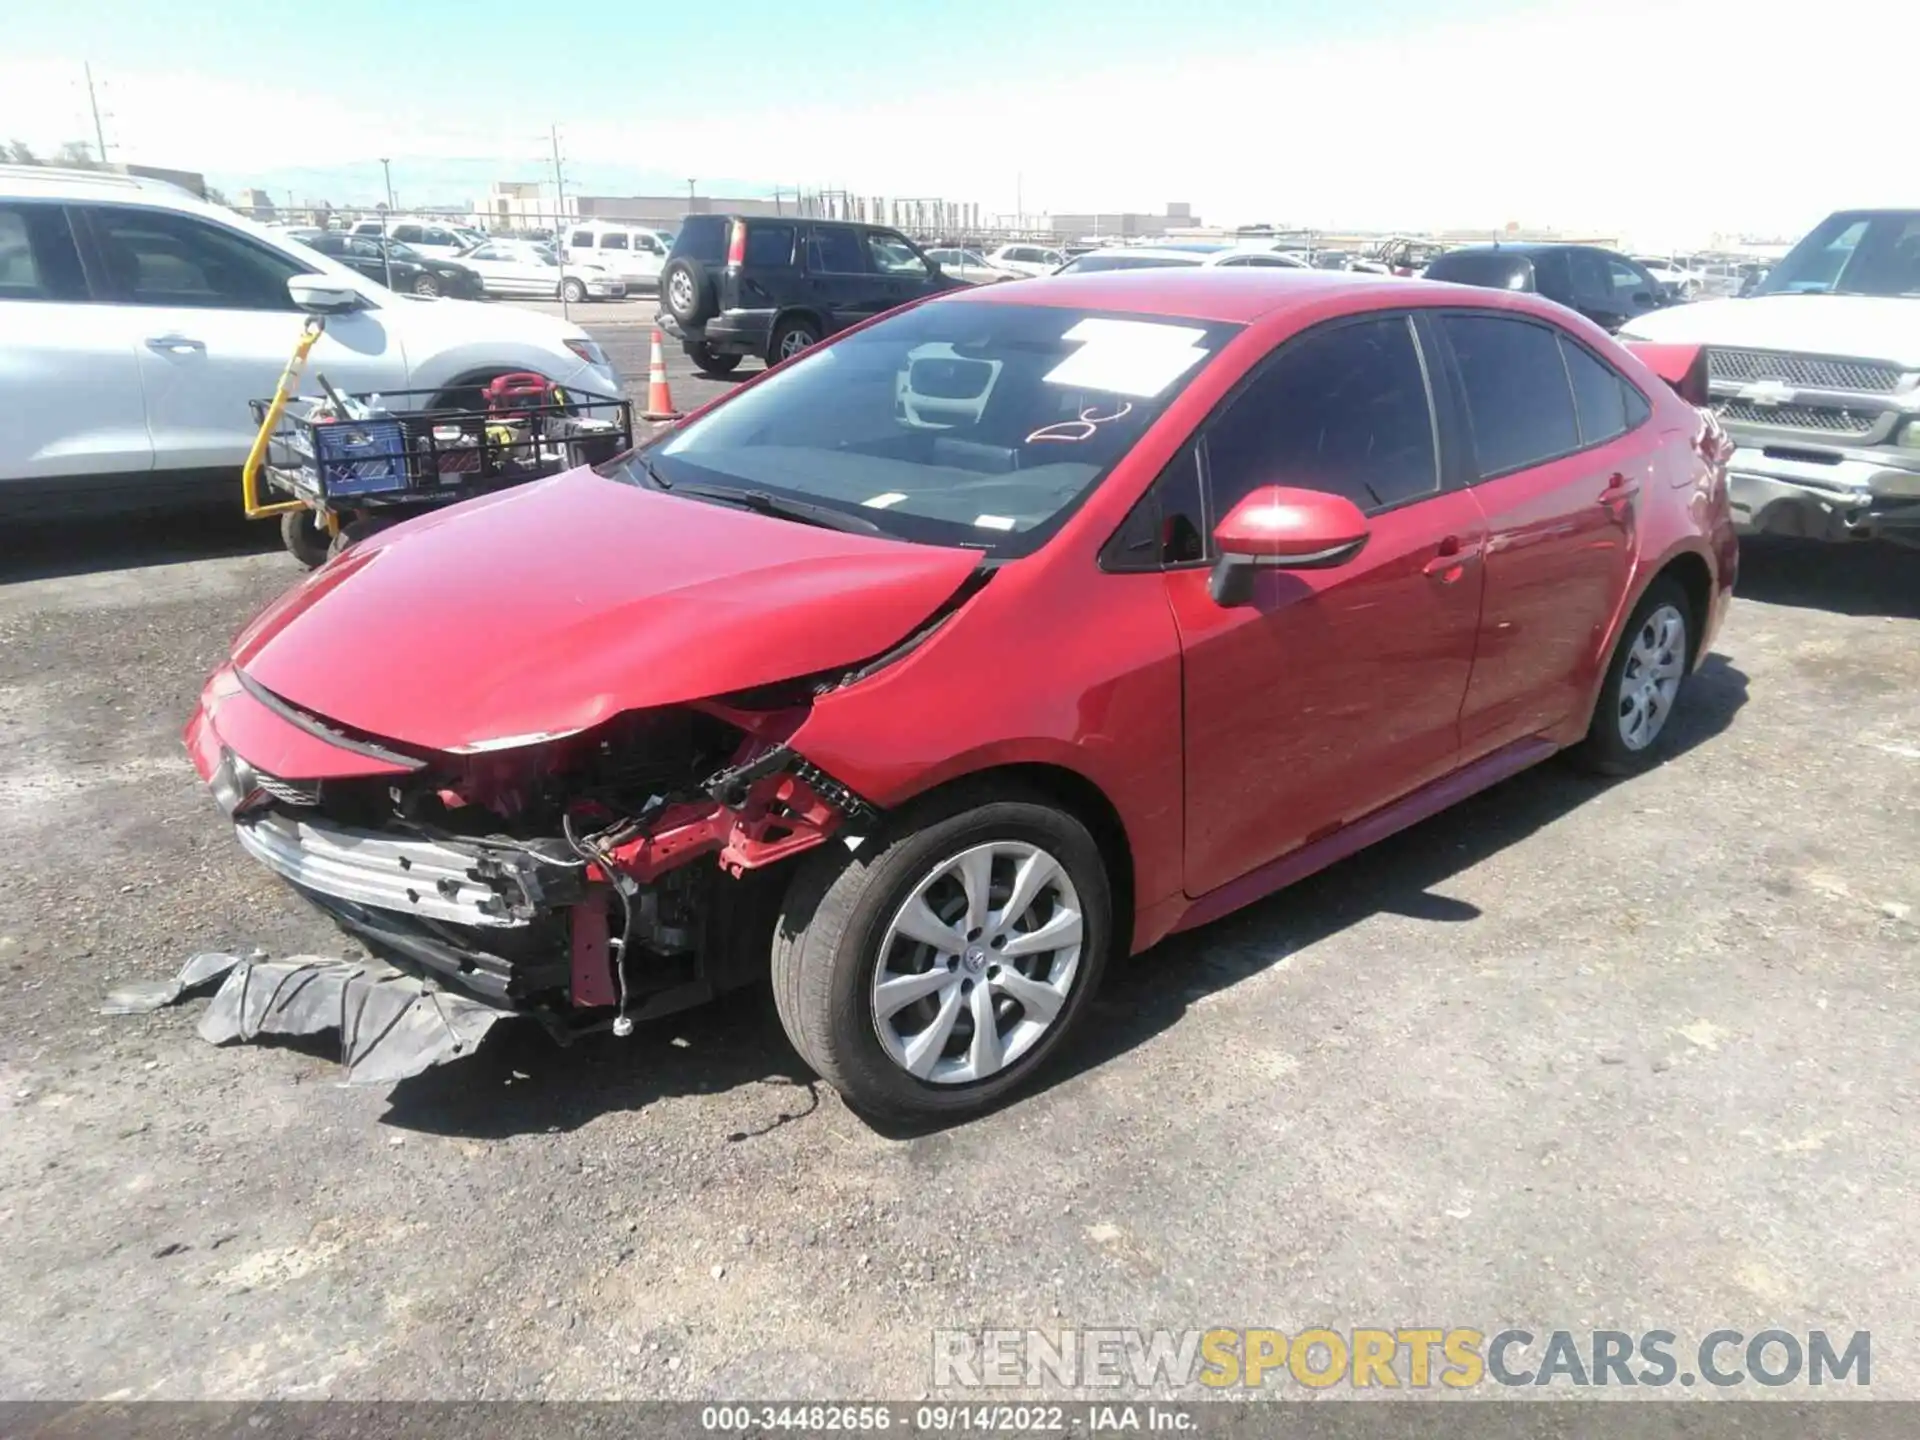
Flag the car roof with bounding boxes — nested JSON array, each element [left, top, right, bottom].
[[945, 266, 1463, 324], [0, 163, 205, 207], [1442, 241, 1598, 257]]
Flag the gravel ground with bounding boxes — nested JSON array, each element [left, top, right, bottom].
[[0, 339, 1915, 1402]]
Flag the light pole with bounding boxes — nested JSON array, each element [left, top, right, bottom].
[[686, 178, 696, 210], [378, 159, 395, 289]]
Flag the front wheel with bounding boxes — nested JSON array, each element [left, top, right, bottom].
[[772, 790, 1112, 1121], [560, 278, 587, 304], [1571, 576, 1693, 776]]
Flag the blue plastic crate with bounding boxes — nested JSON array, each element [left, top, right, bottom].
[[310, 419, 408, 498]]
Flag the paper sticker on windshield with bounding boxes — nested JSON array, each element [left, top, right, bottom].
[[1043, 319, 1210, 398], [863, 492, 909, 509], [972, 514, 1017, 531]]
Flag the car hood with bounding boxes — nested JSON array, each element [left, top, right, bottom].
[[1620, 295, 1920, 368], [232, 471, 982, 755]]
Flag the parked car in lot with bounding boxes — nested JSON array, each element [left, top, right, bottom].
[[297, 232, 484, 299], [924, 247, 1023, 284], [348, 219, 484, 260], [186, 265, 1735, 1119], [562, 223, 670, 291], [1632, 256, 1703, 301], [1621, 207, 1920, 548], [457, 238, 625, 301], [0, 165, 620, 520], [1424, 244, 1672, 333], [1056, 243, 1312, 275], [987, 243, 1067, 277], [656, 214, 963, 374]]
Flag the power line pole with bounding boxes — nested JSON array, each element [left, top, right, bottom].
[[84, 62, 110, 164], [551, 124, 572, 320], [377, 158, 395, 289]]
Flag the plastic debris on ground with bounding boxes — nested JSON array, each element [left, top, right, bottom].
[[101, 949, 510, 1085]]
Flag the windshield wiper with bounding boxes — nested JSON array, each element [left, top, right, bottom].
[[668, 481, 881, 535]]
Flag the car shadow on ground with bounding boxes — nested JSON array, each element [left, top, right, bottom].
[[1735, 536, 1918, 619], [1, 506, 284, 585], [382, 654, 1749, 1144], [380, 986, 818, 1142]]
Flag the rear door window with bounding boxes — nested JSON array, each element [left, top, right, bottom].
[[0, 204, 89, 301], [391, 224, 422, 243], [569, 229, 593, 248], [1204, 314, 1441, 516], [1441, 313, 1581, 477], [600, 232, 629, 251], [806, 225, 867, 274], [1559, 338, 1633, 445], [743, 223, 796, 267]]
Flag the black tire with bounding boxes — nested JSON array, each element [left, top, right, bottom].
[[1570, 575, 1694, 777], [685, 343, 742, 377], [279, 508, 333, 569], [661, 257, 715, 327], [560, 277, 587, 304], [328, 514, 394, 558], [411, 274, 440, 297], [768, 315, 823, 365], [772, 786, 1113, 1121]]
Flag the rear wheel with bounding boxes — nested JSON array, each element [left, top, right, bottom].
[[1571, 575, 1693, 776], [411, 274, 440, 297], [279, 508, 333, 569], [769, 316, 822, 364], [772, 789, 1112, 1120], [685, 343, 742, 377]]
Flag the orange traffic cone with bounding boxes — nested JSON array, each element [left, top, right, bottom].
[[641, 329, 680, 422]]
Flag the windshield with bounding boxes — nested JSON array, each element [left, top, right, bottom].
[[1057, 254, 1199, 274], [385, 241, 423, 262], [1754, 211, 1920, 298], [610, 301, 1239, 557]]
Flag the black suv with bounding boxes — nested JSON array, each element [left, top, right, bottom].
[[657, 215, 963, 375], [1423, 244, 1672, 332]]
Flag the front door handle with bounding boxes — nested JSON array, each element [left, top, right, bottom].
[[146, 335, 206, 354], [1423, 534, 1485, 582]]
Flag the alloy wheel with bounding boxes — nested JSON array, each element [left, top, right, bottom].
[[668, 270, 693, 313], [1617, 603, 1686, 751], [779, 328, 814, 359], [870, 841, 1084, 1085]]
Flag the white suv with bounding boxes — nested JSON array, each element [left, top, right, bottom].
[[561, 224, 669, 291], [0, 166, 622, 520]]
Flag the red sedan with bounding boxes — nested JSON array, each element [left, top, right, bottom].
[[187, 269, 1737, 1119]]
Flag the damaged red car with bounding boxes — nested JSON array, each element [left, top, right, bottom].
[[187, 268, 1737, 1119]]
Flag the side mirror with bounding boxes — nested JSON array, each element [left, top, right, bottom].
[[1208, 486, 1370, 606], [287, 275, 365, 314]]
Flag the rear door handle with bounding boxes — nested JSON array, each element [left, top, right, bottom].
[[146, 335, 205, 354], [1423, 534, 1485, 581]]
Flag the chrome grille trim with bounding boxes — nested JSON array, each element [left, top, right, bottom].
[[1716, 400, 1877, 435], [1707, 348, 1903, 394]]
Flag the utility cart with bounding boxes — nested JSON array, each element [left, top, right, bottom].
[[244, 319, 633, 567]]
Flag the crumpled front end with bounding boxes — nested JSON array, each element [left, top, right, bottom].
[[187, 662, 877, 1025]]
